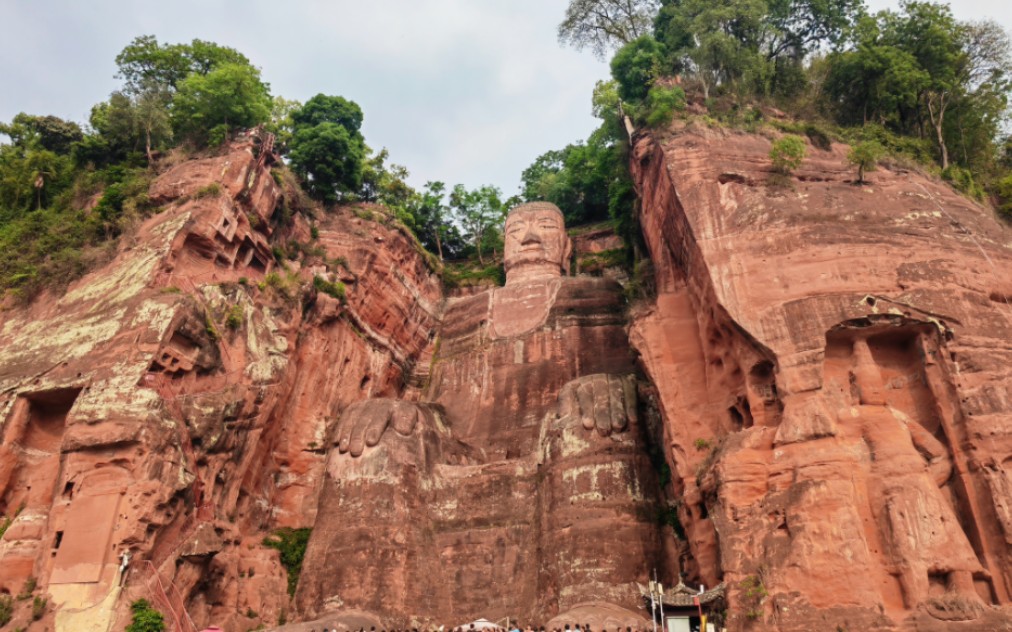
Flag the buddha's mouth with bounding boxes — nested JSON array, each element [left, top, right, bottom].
[[510, 251, 557, 262]]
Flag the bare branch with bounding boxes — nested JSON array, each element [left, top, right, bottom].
[[558, 0, 661, 59]]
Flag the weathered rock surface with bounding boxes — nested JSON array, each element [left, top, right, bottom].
[[1, 122, 1010, 632], [0, 135, 443, 632], [629, 122, 1012, 630]]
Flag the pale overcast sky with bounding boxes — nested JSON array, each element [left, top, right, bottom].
[[0, 0, 1009, 195]]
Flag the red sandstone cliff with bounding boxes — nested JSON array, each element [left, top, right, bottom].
[[0, 135, 443, 632], [0, 122, 1010, 632], [629, 120, 1012, 630]]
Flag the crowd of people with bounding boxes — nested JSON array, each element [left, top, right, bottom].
[[313, 623, 650, 632]]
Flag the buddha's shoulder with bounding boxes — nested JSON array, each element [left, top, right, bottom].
[[439, 276, 626, 338], [443, 277, 623, 308], [550, 276, 626, 317], [554, 275, 624, 299], [440, 290, 492, 339]]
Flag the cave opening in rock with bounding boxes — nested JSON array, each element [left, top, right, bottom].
[[249, 251, 268, 273], [749, 361, 776, 400], [928, 571, 949, 597], [22, 388, 81, 451], [728, 396, 753, 430]]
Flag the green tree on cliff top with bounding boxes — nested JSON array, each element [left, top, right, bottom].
[[288, 94, 367, 203]]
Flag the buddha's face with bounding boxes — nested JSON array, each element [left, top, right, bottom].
[[504, 206, 571, 278]]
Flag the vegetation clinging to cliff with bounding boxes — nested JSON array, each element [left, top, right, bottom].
[[0, 36, 279, 301], [545, 0, 1012, 221], [125, 599, 165, 632], [263, 527, 313, 597], [0, 34, 521, 302], [518, 78, 638, 243]]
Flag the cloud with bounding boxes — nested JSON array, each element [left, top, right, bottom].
[[5, 0, 1005, 194], [0, 0, 611, 194]]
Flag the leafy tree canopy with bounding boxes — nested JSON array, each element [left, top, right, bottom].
[[292, 94, 363, 133], [171, 62, 272, 146], [0, 113, 83, 154], [115, 35, 253, 93], [288, 94, 367, 202], [409, 181, 468, 260], [289, 122, 365, 203], [448, 184, 507, 265], [519, 78, 635, 233], [826, 2, 1011, 170], [360, 147, 414, 210], [611, 35, 667, 101], [653, 0, 861, 97], [266, 96, 302, 154]]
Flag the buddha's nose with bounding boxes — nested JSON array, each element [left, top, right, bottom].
[[521, 228, 541, 245]]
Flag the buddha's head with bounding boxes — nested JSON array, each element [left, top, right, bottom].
[[503, 202, 572, 285]]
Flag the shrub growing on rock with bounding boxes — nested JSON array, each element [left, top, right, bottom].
[[848, 140, 885, 183], [769, 135, 807, 175], [995, 173, 1012, 218], [31, 596, 46, 621], [0, 594, 12, 627], [312, 275, 346, 303], [942, 165, 985, 200], [263, 527, 312, 596], [125, 599, 165, 632], [643, 85, 686, 128]]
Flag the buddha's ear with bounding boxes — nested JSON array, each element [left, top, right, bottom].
[[561, 235, 573, 276]]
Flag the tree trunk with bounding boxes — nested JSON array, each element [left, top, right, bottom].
[[145, 125, 154, 166], [35, 174, 44, 210], [935, 117, 949, 171], [434, 231, 443, 261], [958, 120, 969, 166], [926, 95, 949, 170]]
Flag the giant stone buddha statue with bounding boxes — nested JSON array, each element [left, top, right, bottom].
[[296, 202, 666, 627]]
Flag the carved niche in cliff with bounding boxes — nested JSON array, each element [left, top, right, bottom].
[[824, 316, 993, 608]]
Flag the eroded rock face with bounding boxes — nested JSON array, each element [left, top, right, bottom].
[[0, 136, 443, 632], [629, 123, 1012, 630]]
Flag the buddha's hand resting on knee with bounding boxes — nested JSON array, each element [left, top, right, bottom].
[[558, 373, 638, 437], [333, 399, 425, 457]]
